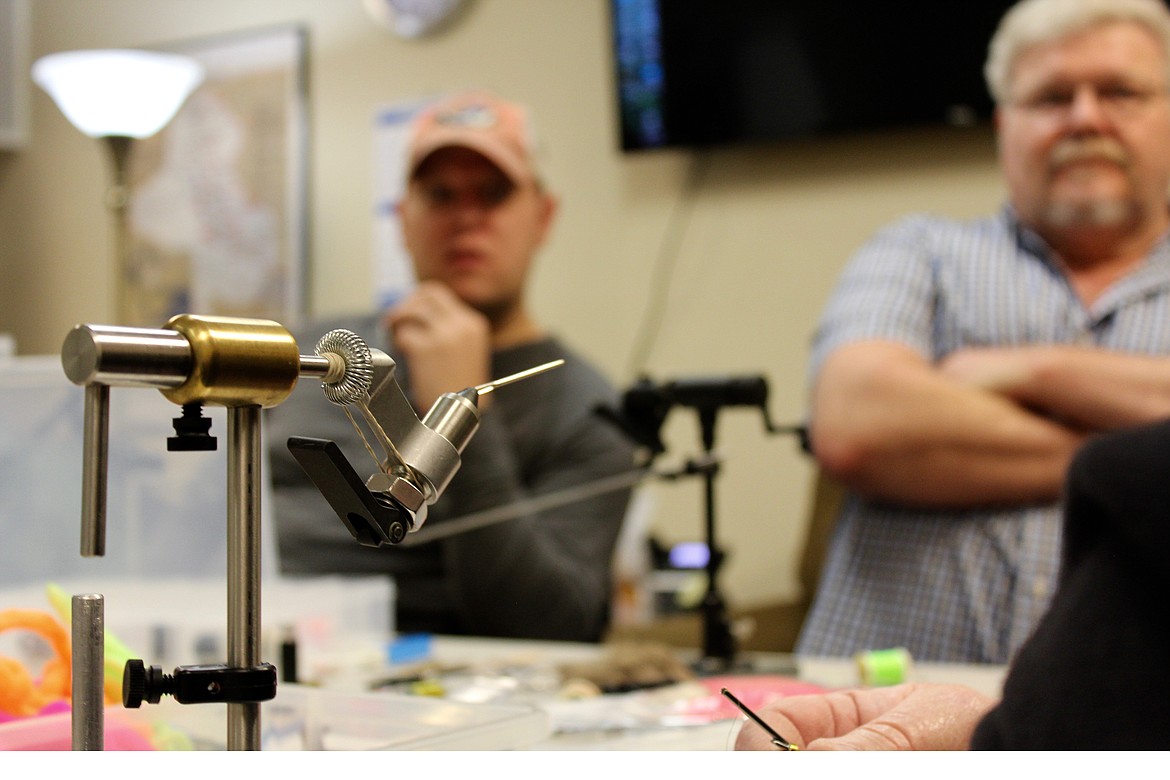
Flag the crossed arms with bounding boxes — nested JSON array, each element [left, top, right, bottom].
[[809, 340, 1170, 508]]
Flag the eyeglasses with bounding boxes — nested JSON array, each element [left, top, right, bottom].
[[1012, 81, 1169, 119]]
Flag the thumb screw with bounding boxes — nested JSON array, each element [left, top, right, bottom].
[[122, 658, 170, 708]]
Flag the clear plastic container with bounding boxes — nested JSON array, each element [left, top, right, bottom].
[[0, 686, 550, 751], [143, 685, 551, 750]]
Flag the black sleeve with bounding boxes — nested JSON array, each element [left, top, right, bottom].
[[971, 420, 1170, 750]]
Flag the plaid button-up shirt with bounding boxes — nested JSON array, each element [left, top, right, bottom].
[[797, 208, 1170, 663]]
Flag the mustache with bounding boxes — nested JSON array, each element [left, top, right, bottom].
[[1048, 137, 1130, 170]]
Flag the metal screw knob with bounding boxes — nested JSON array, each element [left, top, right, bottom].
[[122, 658, 167, 708]]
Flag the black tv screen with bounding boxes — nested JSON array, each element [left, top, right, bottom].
[[611, 0, 1019, 151]]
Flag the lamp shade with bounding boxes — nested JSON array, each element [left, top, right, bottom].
[[32, 49, 205, 139]]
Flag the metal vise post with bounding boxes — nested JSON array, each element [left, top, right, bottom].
[[61, 314, 311, 751]]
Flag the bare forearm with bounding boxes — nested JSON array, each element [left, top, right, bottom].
[[811, 342, 1085, 508], [942, 345, 1170, 431]]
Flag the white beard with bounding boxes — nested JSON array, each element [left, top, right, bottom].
[[1040, 137, 1139, 228], [1041, 197, 1138, 228]]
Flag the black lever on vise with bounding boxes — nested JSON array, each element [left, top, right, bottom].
[[122, 659, 277, 707], [286, 436, 411, 547]]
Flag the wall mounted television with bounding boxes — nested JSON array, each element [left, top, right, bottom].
[[610, 0, 1020, 151]]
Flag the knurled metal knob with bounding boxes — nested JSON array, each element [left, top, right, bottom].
[[122, 658, 165, 708]]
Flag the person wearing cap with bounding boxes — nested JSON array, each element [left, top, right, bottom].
[[797, 0, 1170, 665], [266, 91, 636, 642]]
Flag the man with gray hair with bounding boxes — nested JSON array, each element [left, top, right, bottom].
[[797, 0, 1170, 664]]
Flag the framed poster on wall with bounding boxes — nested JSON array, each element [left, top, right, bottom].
[[122, 25, 308, 328]]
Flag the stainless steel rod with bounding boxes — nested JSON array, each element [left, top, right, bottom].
[[473, 358, 564, 396], [402, 468, 648, 546], [64, 322, 346, 390], [80, 384, 109, 557], [61, 324, 192, 388], [227, 405, 262, 750], [71, 593, 104, 750], [298, 353, 343, 381]]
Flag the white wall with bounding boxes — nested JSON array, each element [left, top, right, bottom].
[[0, 0, 1006, 611]]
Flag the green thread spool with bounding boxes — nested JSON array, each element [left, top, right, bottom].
[[856, 646, 912, 686]]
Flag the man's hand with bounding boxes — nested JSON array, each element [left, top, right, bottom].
[[384, 281, 493, 412], [734, 683, 996, 751]]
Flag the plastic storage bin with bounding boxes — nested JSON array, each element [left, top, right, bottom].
[[0, 685, 550, 751]]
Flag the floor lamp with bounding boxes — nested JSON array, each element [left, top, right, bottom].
[[32, 49, 204, 324]]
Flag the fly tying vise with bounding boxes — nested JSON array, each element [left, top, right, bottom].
[[59, 314, 560, 750]]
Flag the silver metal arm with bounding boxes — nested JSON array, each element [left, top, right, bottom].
[[300, 328, 562, 534]]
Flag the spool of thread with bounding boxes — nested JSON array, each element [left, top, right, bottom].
[[856, 647, 912, 686]]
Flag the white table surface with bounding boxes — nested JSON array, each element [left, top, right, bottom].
[[331, 635, 1009, 751]]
